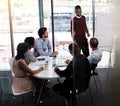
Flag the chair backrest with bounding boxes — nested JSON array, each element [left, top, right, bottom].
[[0, 77, 13, 95], [9, 57, 15, 77], [8, 57, 33, 95], [74, 55, 91, 93]]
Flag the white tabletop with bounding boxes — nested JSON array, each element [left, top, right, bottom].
[[28, 56, 67, 79]]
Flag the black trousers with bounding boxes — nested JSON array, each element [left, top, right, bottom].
[[74, 38, 89, 57], [53, 82, 72, 99]]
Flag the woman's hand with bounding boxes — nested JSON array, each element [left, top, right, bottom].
[[38, 66, 44, 72]]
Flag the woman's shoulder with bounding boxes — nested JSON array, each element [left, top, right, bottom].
[[17, 59, 26, 64], [13, 58, 25, 67]]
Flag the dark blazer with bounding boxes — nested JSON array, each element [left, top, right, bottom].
[[55, 54, 91, 92]]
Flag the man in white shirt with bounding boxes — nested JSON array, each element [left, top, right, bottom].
[[87, 37, 102, 75]]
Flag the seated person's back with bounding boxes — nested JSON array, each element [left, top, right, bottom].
[[53, 43, 91, 98], [87, 37, 102, 74], [88, 37, 102, 64], [73, 54, 91, 92]]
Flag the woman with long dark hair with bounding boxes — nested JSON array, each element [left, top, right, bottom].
[[12, 43, 44, 94]]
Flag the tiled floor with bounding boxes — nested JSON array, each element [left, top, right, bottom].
[[0, 67, 119, 106]]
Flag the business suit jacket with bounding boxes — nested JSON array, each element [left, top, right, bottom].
[[55, 54, 91, 92]]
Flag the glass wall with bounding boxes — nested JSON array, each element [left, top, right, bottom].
[[42, 0, 115, 67], [0, 0, 40, 70], [0, 0, 115, 70], [0, 0, 11, 70], [11, 0, 40, 54], [94, 0, 115, 67], [43, 0, 93, 59]]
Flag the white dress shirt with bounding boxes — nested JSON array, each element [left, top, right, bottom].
[[87, 49, 102, 64], [33, 38, 52, 57]]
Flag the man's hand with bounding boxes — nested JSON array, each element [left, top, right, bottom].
[[54, 67, 59, 73], [65, 59, 70, 64], [52, 51, 58, 56], [87, 32, 90, 37]]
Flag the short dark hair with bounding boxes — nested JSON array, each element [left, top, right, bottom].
[[68, 43, 80, 56], [75, 5, 81, 10], [90, 37, 99, 48], [15, 43, 29, 60], [24, 37, 35, 48], [38, 27, 47, 38]]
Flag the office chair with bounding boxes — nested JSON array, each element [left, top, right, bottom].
[[54, 55, 94, 106], [0, 77, 33, 106], [91, 64, 101, 90], [63, 76, 94, 106], [64, 63, 94, 106]]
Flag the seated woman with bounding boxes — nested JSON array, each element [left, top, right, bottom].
[[12, 43, 44, 94]]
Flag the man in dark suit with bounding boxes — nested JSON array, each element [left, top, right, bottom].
[[53, 43, 91, 98]]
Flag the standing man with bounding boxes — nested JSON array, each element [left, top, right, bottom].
[[71, 5, 90, 57]]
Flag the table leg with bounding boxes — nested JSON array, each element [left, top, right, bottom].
[[36, 80, 46, 106]]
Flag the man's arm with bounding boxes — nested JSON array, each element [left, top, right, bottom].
[[70, 18, 75, 39], [55, 61, 73, 77], [47, 39, 52, 53], [84, 16, 90, 37], [70, 19, 72, 34]]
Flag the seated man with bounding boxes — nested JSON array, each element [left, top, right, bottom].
[[87, 37, 102, 75], [53, 43, 91, 99], [24, 37, 36, 64], [33, 27, 58, 57]]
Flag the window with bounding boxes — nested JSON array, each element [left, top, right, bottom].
[[0, 0, 11, 70], [0, 0, 40, 70], [53, 6, 73, 32], [43, 0, 93, 58], [11, 0, 40, 55]]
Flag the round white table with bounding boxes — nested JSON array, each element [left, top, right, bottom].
[[28, 56, 67, 106], [28, 56, 67, 79], [28, 59, 60, 79]]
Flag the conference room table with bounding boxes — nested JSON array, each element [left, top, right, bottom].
[[29, 56, 68, 105]]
